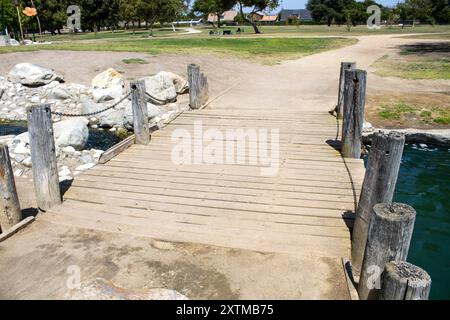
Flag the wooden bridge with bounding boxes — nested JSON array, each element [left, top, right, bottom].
[[47, 107, 365, 260]]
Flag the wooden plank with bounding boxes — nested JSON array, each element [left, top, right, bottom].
[[81, 170, 360, 197], [53, 200, 350, 238], [64, 186, 353, 218], [98, 135, 136, 164], [46, 210, 350, 257]]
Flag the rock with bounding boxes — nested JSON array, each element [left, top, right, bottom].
[[14, 169, 24, 177], [22, 157, 32, 167], [58, 166, 72, 177], [62, 146, 76, 154], [8, 63, 64, 87], [123, 101, 164, 129], [143, 72, 177, 102], [80, 154, 93, 164], [53, 118, 89, 150], [166, 72, 189, 94], [92, 68, 124, 89], [82, 98, 125, 128], [92, 85, 123, 103], [13, 143, 30, 155], [14, 154, 26, 163], [75, 163, 95, 171], [15, 132, 29, 144], [48, 86, 71, 100], [419, 143, 428, 148], [30, 96, 40, 104], [363, 121, 373, 133]]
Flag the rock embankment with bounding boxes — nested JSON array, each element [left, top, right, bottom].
[[0, 63, 190, 181]]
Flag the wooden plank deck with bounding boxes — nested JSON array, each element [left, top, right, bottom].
[[48, 108, 365, 259]]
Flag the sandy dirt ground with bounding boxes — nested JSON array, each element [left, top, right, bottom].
[[0, 34, 449, 300]]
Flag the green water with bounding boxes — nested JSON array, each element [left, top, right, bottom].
[[365, 143, 450, 299], [393, 144, 450, 299]]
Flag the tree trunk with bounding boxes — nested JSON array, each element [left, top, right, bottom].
[[217, 13, 221, 30], [150, 19, 155, 37], [238, 2, 261, 34]]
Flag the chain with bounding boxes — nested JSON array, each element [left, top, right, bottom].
[[145, 81, 189, 105], [50, 89, 134, 118], [50, 80, 189, 118]]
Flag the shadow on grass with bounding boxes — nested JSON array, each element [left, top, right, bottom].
[[399, 42, 450, 55]]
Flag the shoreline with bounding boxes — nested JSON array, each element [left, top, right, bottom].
[[363, 127, 450, 147]]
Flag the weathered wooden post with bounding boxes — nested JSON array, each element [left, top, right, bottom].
[[337, 62, 356, 118], [341, 69, 366, 158], [188, 64, 209, 110], [131, 80, 150, 145], [27, 104, 61, 211], [358, 203, 416, 300], [0, 143, 22, 230], [351, 131, 405, 275], [380, 261, 431, 300]]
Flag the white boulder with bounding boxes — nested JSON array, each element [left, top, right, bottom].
[[82, 98, 126, 128], [92, 68, 124, 89], [166, 72, 189, 94], [92, 85, 123, 103], [53, 118, 89, 150], [48, 86, 71, 100], [8, 63, 64, 87], [143, 72, 177, 102]]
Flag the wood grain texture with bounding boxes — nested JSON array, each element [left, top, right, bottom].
[[47, 108, 365, 258], [351, 131, 405, 275], [358, 203, 416, 300], [380, 261, 431, 300], [131, 80, 150, 145], [337, 62, 356, 119], [188, 64, 209, 109], [341, 69, 366, 158], [27, 104, 61, 211], [0, 144, 22, 231]]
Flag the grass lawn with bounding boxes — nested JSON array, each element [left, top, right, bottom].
[[201, 24, 450, 36], [37, 28, 184, 42], [366, 92, 450, 129], [0, 37, 357, 65], [372, 42, 450, 80]]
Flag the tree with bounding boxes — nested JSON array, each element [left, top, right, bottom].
[[404, 0, 433, 27], [139, 0, 185, 36], [193, 0, 235, 29], [307, 0, 354, 26], [236, 0, 279, 34], [430, 0, 450, 24]]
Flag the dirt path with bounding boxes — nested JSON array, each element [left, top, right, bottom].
[[0, 34, 448, 300]]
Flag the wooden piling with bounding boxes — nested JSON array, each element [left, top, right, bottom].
[[27, 104, 61, 211], [131, 80, 150, 145], [188, 64, 209, 110], [380, 261, 431, 300], [351, 131, 405, 275], [358, 203, 416, 300], [0, 143, 22, 231], [341, 69, 366, 158], [337, 62, 356, 119]]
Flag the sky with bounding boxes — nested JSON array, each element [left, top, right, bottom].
[[279, 0, 402, 9]]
